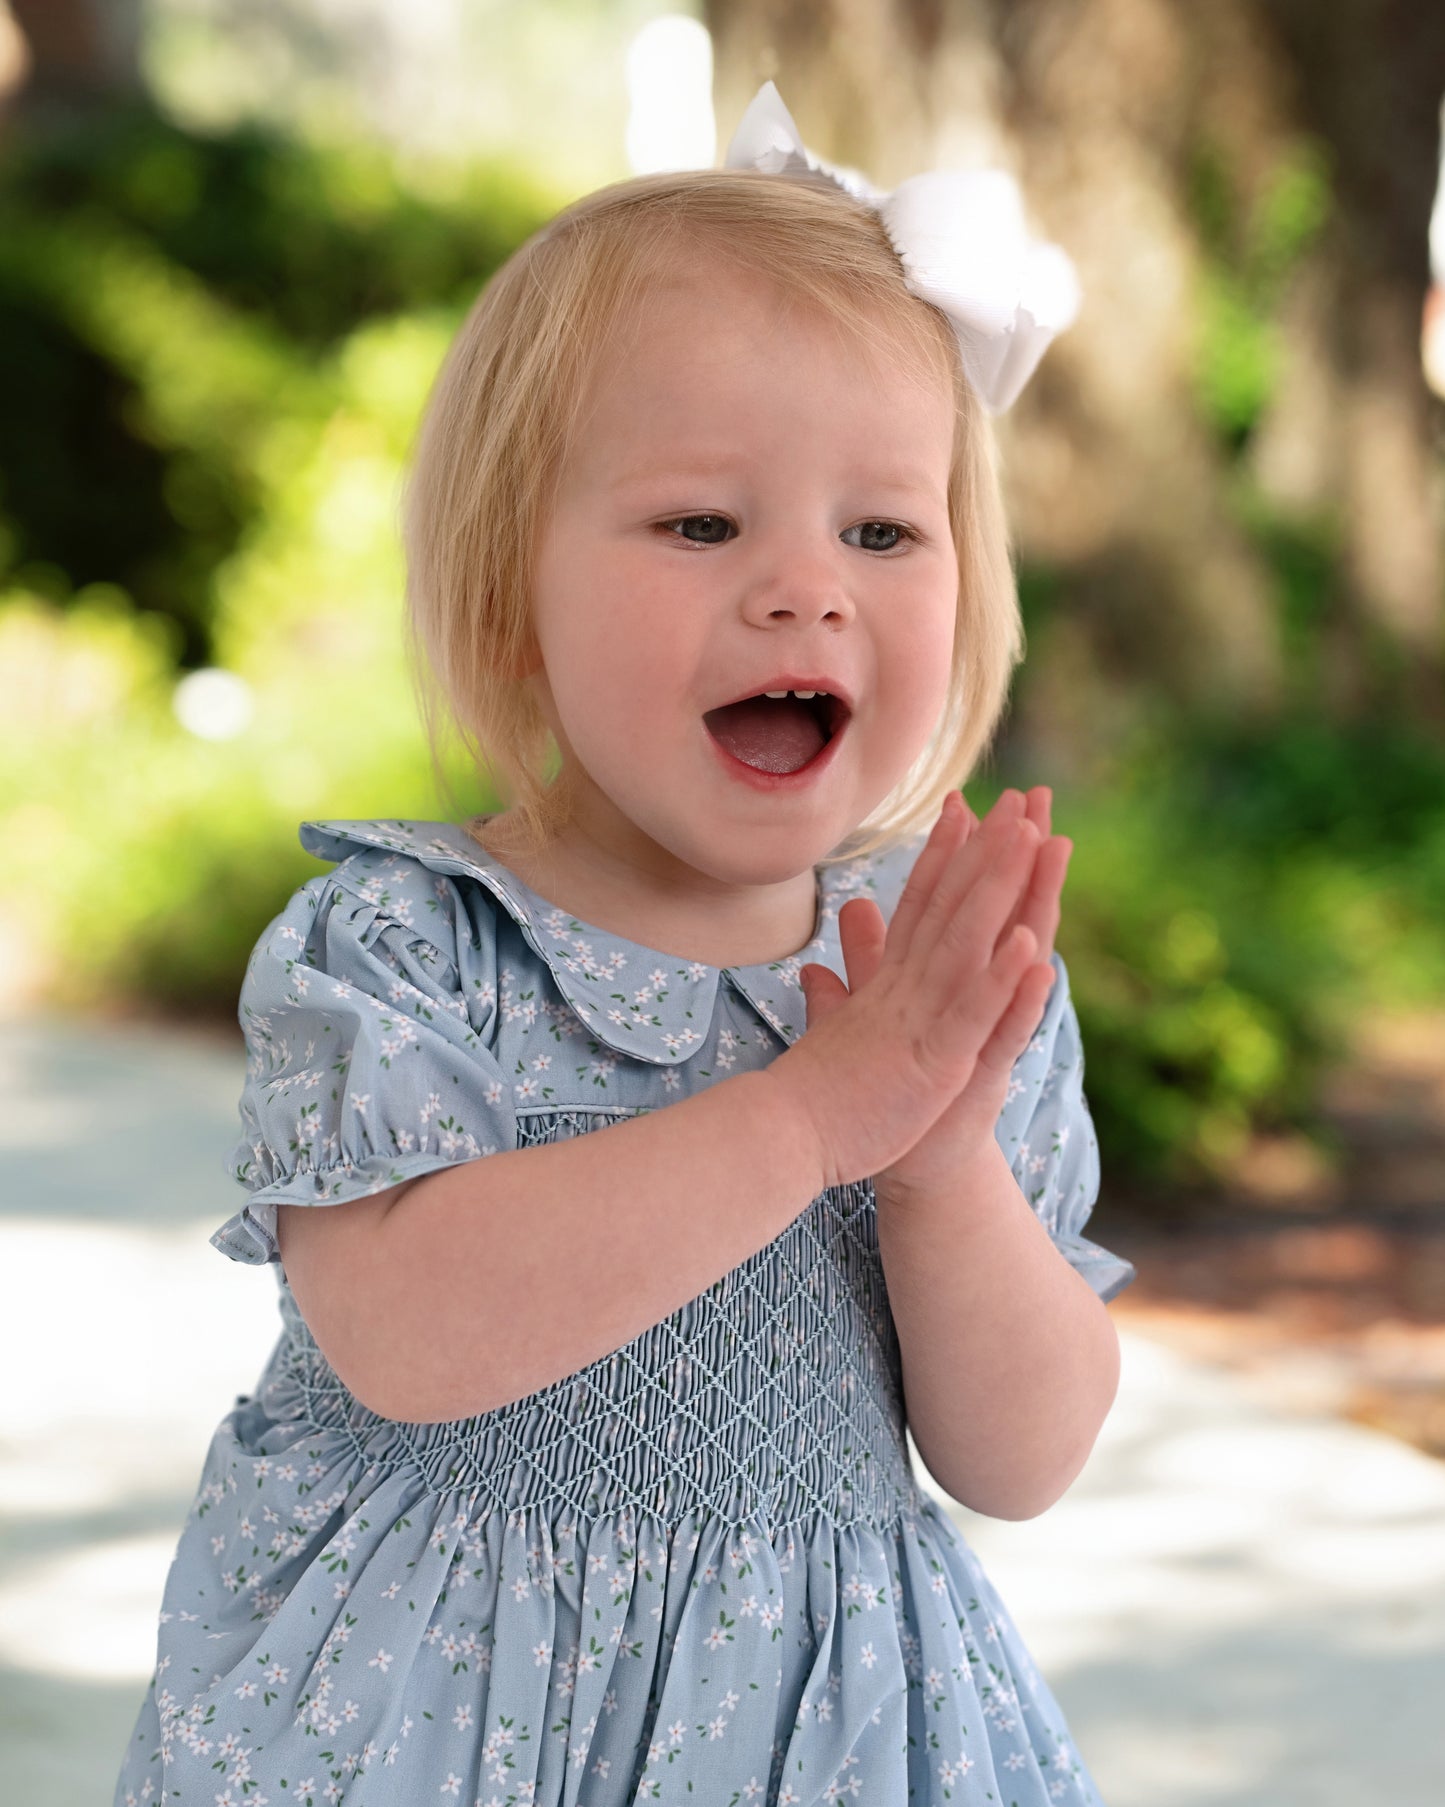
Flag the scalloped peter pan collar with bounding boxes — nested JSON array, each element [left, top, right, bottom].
[[297, 817, 929, 1067]]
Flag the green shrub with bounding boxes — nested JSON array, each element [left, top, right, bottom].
[[0, 101, 556, 650], [997, 709, 1445, 1190]]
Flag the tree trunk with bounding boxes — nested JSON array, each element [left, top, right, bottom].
[[1253, 0, 1445, 721], [2, 0, 143, 123], [703, 0, 1445, 764]]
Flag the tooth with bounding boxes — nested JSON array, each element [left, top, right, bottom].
[[792, 690, 817, 699], [763, 690, 789, 699]]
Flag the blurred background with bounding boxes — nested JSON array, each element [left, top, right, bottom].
[[1, 1, 1443, 1801]]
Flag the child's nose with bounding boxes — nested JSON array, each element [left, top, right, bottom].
[[741, 543, 855, 624]]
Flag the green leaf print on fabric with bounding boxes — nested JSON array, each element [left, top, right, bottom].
[[118, 818, 1126, 1806]]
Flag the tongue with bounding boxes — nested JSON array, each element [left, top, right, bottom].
[[705, 696, 827, 774]]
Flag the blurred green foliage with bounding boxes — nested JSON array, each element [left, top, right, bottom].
[[1022, 713, 1445, 1194], [0, 103, 552, 1003], [2, 104, 1442, 1206], [0, 101, 553, 658], [1188, 135, 1333, 449]]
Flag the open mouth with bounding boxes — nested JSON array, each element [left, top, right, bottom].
[[702, 692, 850, 775]]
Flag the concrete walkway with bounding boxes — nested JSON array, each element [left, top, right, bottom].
[[2, 1012, 1442, 1806]]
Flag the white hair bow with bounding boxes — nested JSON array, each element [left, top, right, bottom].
[[723, 81, 1081, 415]]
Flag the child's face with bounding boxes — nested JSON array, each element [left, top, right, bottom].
[[523, 256, 958, 897]]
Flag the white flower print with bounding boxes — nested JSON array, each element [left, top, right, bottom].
[[121, 829, 1118, 1807]]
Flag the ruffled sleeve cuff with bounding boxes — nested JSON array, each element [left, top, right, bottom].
[[216, 868, 518, 1267], [211, 1147, 489, 1266], [1049, 1230, 1136, 1303]]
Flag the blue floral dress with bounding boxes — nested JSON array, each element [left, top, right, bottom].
[[113, 815, 1134, 1807]]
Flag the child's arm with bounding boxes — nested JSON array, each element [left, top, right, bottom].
[[278, 1066, 821, 1423], [874, 1143, 1120, 1522]]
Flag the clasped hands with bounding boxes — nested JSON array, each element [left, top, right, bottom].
[[802, 786, 1071, 1204]]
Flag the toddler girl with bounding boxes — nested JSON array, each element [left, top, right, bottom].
[[115, 83, 1135, 1807]]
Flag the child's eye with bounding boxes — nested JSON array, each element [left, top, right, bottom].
[[842, 521, 912, 553], [661, 515, 735, 545]]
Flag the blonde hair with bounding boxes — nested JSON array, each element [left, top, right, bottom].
[[401, 167, 1024, 869]]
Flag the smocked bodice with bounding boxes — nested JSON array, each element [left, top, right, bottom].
[[259, 1141, 920, 1530]]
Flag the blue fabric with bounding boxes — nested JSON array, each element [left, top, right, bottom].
[[115, 816, 1134, 1806]]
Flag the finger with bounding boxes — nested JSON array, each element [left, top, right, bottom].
[[942, 814, 1044, 965], [998, 833, 1070, 964], [799, 959, 851, 1025], [983, 787, 1025, 827], [911, 790, 1032, 968], [884, 791, 971, 966], [1017, 786, 1044, 833], [972, 940, 1056, 1080], [941, 915, 1039, 1056], [986, 788, 1063, 963], [995, 787, 1060, 942], [837, 895, 887, 996]]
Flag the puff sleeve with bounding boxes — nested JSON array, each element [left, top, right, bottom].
[[993, 950, 1135, 1303], [212, 867, 518, 1267]]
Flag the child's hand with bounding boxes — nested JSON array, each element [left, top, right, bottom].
[[778, 787, 1072, 1196]]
